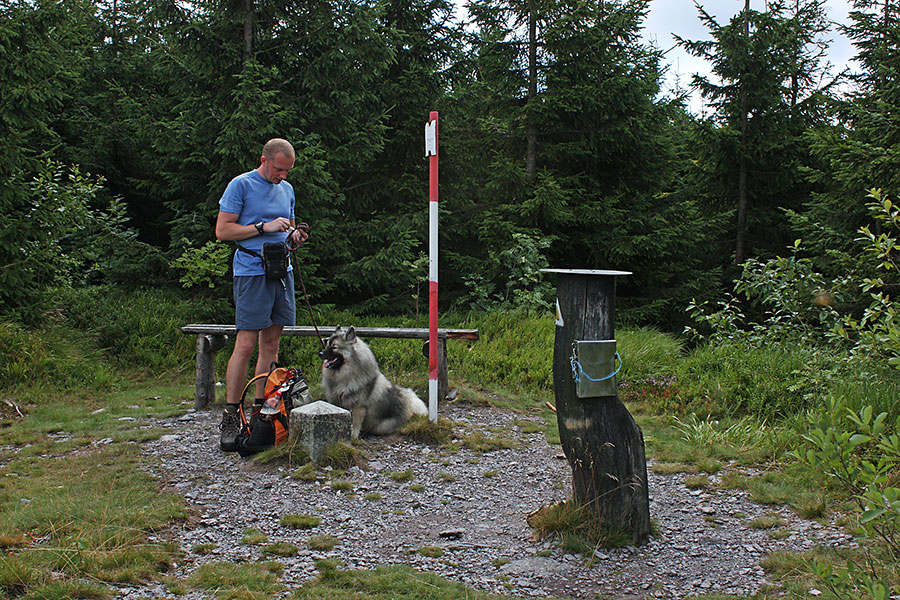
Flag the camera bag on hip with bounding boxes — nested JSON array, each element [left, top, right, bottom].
[[236, 242, 289, 280]]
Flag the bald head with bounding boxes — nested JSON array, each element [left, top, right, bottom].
[[262, 138, 295, 161]]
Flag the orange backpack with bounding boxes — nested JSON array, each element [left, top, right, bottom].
[[236, 364, 309, 457]]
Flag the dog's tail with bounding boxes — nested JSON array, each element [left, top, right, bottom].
[[367, 386, 427, 436], [403, 388, 427, 417]]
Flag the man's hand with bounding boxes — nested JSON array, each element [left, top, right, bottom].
[[288, 222, 310, 247], [265, 217, 294, 233]]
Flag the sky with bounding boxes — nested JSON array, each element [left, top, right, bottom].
[[641, 0, 857, 113]]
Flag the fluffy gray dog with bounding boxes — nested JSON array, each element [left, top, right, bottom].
[[318, 326, 427, 438]]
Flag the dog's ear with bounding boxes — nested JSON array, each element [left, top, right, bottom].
[[332, 325, 342, 338], [345, 326, 357, 341]]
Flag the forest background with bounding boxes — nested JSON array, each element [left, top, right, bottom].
[[5, 0, 900, 327]]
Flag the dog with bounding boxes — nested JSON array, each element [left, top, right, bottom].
[[318, 326, 428, 438]]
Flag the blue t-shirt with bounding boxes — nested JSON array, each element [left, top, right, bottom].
[[219, 170, 296, 277]]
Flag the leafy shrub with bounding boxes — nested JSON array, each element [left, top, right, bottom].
[[453, 232, 554, 312], [1, 162, 168, 323], [834, 190, 900, 369], [686, 239, 844, 347], [172, 241, 232, 290], [794, 397, 900, 598]]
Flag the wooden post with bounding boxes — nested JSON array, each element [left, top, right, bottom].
[[437, 338, 448, 401], [194, 334, 227, 409], [543, 269, 650, 546]]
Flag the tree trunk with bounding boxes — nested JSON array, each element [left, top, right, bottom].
[[547, 269, 650, 546], [526, 0, 537, 179], [736, 0, 751, 265], [242, 0, 254, 63], [789, 0, 799, 110]]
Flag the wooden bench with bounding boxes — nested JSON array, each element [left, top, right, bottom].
[[181, 324, 479, 409]]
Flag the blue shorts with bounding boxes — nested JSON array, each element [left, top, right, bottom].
[[233, 272, 296, 331]]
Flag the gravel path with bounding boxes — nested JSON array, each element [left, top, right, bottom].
[[129, 400, 854, 599]]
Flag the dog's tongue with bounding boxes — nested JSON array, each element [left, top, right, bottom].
[[324, 358, 337, 369]]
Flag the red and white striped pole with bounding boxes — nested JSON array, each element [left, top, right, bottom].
[[425, 111, 439, 422]]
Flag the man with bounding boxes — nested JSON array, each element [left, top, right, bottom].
[[215, 138, 309, 451]]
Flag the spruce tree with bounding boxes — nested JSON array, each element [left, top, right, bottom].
[[802, 0, 900, 273], [678, 0, 832, 267]]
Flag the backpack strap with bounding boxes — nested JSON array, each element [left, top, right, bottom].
[[238, 371, 270, 429], [235, 243, 262, 258]]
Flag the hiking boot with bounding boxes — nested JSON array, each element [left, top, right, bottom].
[[219, 407, 242, 452]]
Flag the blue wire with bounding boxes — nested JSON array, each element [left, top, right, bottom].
[[571, 352, 621, 383]]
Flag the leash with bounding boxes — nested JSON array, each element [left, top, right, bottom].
[[286, 224, 326, 350]]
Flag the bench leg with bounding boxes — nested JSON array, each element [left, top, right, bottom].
[[195, 334, 227, 409], [437, 338, 448, 401]]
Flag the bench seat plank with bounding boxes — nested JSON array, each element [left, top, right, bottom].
[[181, 324, 478, 341]]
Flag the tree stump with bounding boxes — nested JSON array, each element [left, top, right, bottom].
[[543, 269, 650, 546]]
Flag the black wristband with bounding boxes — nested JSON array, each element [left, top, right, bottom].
[[254, 221, 265, 235]]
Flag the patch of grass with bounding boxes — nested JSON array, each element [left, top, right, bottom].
[[760, 547, 844, 596], [417, 546, 445, 558], [291, 463, 324, 482], [320, 442, 367, 470], [0, 436, 186, 599], [389, 470, 414, 483], [483, 470, 498, 478], [250, 441, 296, 464], [0, 320, 121, 393], [280, 514, 321, 530], [719, 468, 828, 518], [409, 484, 425, 492], [492, 558, 511, 567], [364, 492, 382, 501], [437, 472, 456, 482], [263, 542, 299, 557], [397, 415, 453, 445], [694, 457, 722, 474], [512, 419, 544, 434], [240, 528, 269, 545], [527, 500, 631, 555], [638, 411, 790, 475], [746, 515, 787, 530], [307, 535, 340, 551], [673, 342, 817, 418], [673, 414, 773, 452], [298, 561, 553, 599], [189, 560, 283, 598], [764, 544, 900, 599], [192, 543, 217, 555], [461, 432, 520, 453], [768, 528, 793, 540], [684, 475, 709, 490], [329, 480, 354, 492]]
